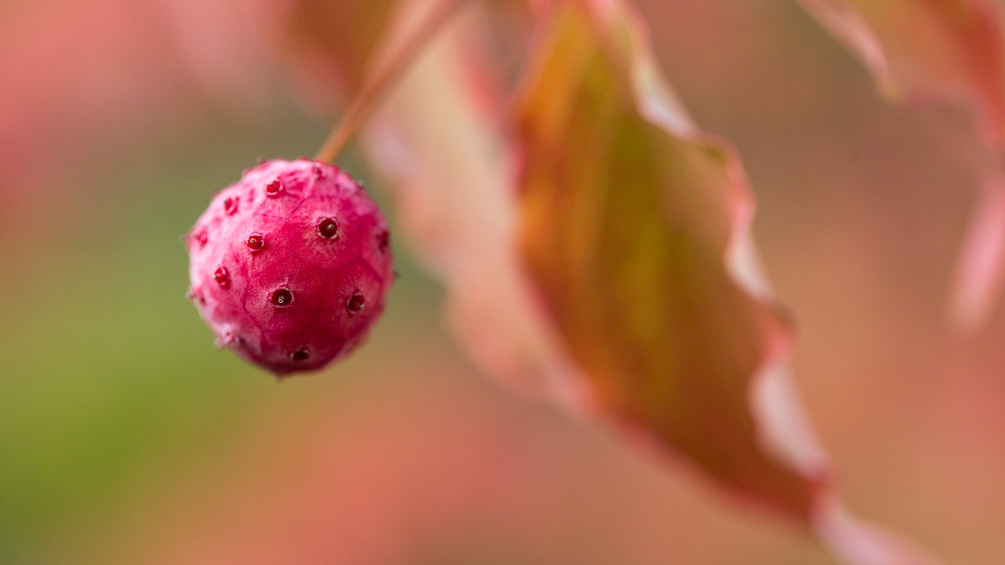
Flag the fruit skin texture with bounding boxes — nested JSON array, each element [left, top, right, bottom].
[[187, 158, 392, 376]]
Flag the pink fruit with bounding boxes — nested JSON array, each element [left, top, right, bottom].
[[186, 158, 393, 376]]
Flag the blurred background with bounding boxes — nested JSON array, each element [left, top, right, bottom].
[[2, 0, 1004, 563]]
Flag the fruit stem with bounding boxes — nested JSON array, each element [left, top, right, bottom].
[[314, 0, 469, 163]]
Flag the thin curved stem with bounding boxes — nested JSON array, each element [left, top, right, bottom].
[[314, 0, 469, 163]]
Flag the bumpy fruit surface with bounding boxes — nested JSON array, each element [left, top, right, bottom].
[[187, 158, 392, 376]]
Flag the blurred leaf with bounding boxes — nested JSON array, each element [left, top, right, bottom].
[[361, 3, 575, 394], [796, 0, 1005, 329], [514, 0, 814, 521], [948, 164, 1005, 331], [273, 0, 534, 113], [359, 0, 937, 561], [275, 0, 395, 100], [798, 0, 1005, 143], [512, 2, 940, 563]]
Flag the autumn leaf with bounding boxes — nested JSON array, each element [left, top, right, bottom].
[[271, 0, 529, 112], [514, 0, 815, 521], [273, 0, 396, 102], [797, 0, 1005, 143], [512, 1, 937, 562], [796, 0, 1005, 329], [352, 0, 938, 560], [361, 3, 581, 397]]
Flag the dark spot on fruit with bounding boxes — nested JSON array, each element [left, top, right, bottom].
[[290, 348, 310, 362], [312, 164, 324, 179], [376, 230, 389, 252], [246, 233, 265, 252], [317, 217, 339, 239], [270, 288, 294, 307], [213, 266, 231, 289], [224, 197, 239, 215], [192, 229, 208, 248], [346, 290, 365, 314], [266, 179, 284, 197]]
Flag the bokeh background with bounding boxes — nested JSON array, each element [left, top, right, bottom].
[[2, 0, 1004, 563]]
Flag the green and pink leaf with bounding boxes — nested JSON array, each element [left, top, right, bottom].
[[511, 2, 937, 562], [355, 0, 939, 561]]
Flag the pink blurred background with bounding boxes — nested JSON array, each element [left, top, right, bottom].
[[1, 0, 1003, 563]]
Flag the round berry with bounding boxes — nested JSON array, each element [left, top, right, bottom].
[[187, 159, 393, 376]]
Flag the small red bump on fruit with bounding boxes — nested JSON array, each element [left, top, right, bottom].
[[224, 197, 239, 215], [270, 288, 293, 307], [222, 328, 242, 346], [191, 228, 208, 248], [246, 233, 265, 252], [311, 164, 324, 179], [346, 290, 365, 314], [214, 266, 231, 289], [186, 287, 205, 304], [317, 217, 339, 239], [265, 179, 284, 197]]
